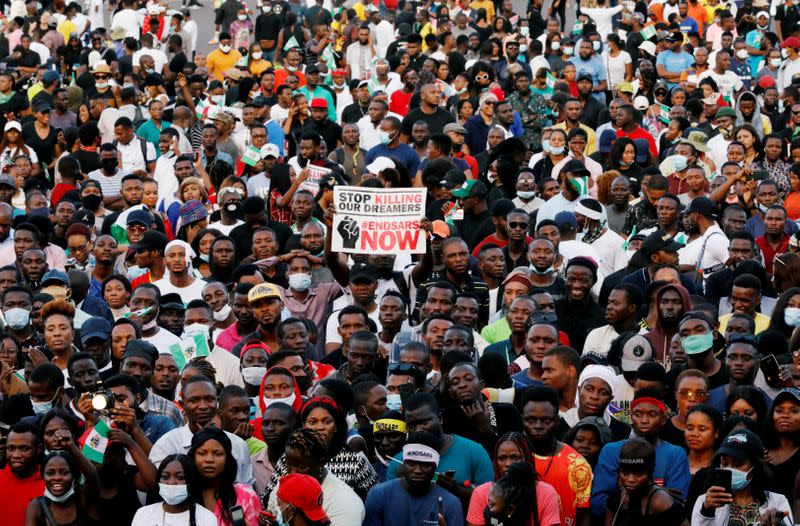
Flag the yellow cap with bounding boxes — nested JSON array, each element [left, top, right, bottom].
[[248, 283, 283, 303]]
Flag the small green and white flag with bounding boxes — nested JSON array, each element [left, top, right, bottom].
[[283, 36, 299, 51], [194, 99, 207, 120], [82, 419, 111, 463], [659, 104, 671, 124], [623, 225, 637, 250], [169, 333, 211, 371], [241, 145, 261, 167], [641, 25, 657, 40], [572, 21, 583, 35], [545, 71, 557, 89], [571, 176, 590, 196]]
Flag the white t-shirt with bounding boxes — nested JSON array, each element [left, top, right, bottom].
[[117, 137, 156, 173], [111, 8, 140, 39], [132, 503, 217, 526], [153, 154, 178, 202], [697, 69, 743, 100], [143, 327, 181, 349], [326, 299, 382, 345], [153, 277, 208, 303], [583, 324, 619, 356], [267, 473, 365, 526], [590, 229, 628, 276], [207, 220, 244, 236], [603, 50, 632, 90], [678, 223, 729, 276]]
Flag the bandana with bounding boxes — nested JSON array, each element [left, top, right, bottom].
[[630, 396, 667, 413], [373, 418, 407, 434], [402, 444, 440, 466]]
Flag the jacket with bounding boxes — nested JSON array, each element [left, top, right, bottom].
[[690, 490, 791, 526], [644, 283, 692, 366]]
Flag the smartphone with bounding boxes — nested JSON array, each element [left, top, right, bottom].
[[747, 170, 768, 181], [398, 382, 415, 410], [444, 470, 456, 479], [760, 354, 782, 386], [230, 506, 245, 526], [709, 468, 732, 494], [191, 151, 199, 162]]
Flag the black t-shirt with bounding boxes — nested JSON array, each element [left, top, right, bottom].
[[168, 52, 188, 74], [400, 107, 455, 137], [22, 122, 58, 166], [71, 150, 101, 175], [255, 13, 282, 44], [341, 102, 369, 124], [231, 219, 292, 258], [305, 5, 332, 26], [456, 209, 494, 251], [531, 276, 569, 302]]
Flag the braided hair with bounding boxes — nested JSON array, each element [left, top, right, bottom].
[[492, 432, 539, 526], [285, 428, 330, 471]]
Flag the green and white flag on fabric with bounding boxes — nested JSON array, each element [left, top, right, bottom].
[[241, 145, 261, 167], [623, 225, 637, 250], [169, 333, 211, 371], [659, 104, 671, 124], [283, 36, 299, 51], [641, 25, 657, 40], [572, 21, 583, 35], [82, 419, 111, 463], [110, 204, 149, 246], [571, 176, 590, 196], [545, 71, 557, 89], [194, 99, 207, 120], [320, 45, 337, 71]]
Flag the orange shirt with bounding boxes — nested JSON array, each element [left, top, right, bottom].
[[533, 444, 593, 526], [786, 191, 800, 220], [687, 2, 708, 37]]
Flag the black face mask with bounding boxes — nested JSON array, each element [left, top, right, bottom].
[[82, 194, 102, 211], [225, 201, 242, 218], [101, 157, 118, 173]]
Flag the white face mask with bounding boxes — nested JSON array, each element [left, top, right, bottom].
[[242, 366, 267, 385], [252, 52, 263, 60], [262, 4, 272, 12], [563, 46, 574, 55], [264, 391, 296, 409], [159, 483, 189, 505], [182, 323, 211, 342], [45, 486, 75, 503], [96, 81, 109, 89], [736, 49, 748, 60], [288, 272, 312, 291], [213, 303, 232, 322], [770, 58, 782, 67], [212, 94, 225, 106], [782, 48, 790, 59], [551, 41, 560, 51], [238, 14, 247, 20], [593, 40, 601, 51], [4, 307, 30, 330], [219, 44, 232, 53]]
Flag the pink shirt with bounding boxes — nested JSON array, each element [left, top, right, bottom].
[[213, 483, 261, 526], [216, 322, 247, 352], [466, 479, 562, 526]]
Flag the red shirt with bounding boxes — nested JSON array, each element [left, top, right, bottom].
[[756, 234, 790, 274], [454, 151, 479, 178], [0, 465, 45, 526], [389, 90, 413, 117], [616, 125, 658, 160], [51, 182, 76, 207]]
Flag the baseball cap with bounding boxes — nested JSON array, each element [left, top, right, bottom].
[[42, 70, 60, 84], [123, 340, 158, 365], [717, 429, 763, 461], [248, 283, 283, 304], [440, 169, 466, 189], [161, 293, 185, 310], [685, 196, 720, 219], [0, 174, 15, 188], [41, 269, 69, 287], [80, 317, 112, 344], [261, 144, 280, 159], [451, 179, 488, 199], [277, 474, 328, 522], [621, 334, 654, 371], [443, 122, 467, 134], [366, 156, 395, 174], [224, 68, 243, 81], [685, 130, 709, 152], [126, 209, 154, 227], [577, 71, 593, 83], [599, 129, 617, 154], [640, 229, 684, 258], [554, 211, 578, 230], [781, 36, 800, 48], [716, 107, 737, 119], [133, 230, 168, 253], [633, 95, 650, 111], [617, 82, 634, 94], [639, 41, 657, 57], [306, 64, 321, 74], [431, 220, 450, 238], [560, 159, 591, 177], [4, 121, 21, 133], [349, 262, 378, 283], [310, 98, 328, 109], [33, 101, 53, 113], [771, 387, 800, 407]]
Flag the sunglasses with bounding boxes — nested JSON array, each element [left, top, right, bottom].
[[508, 221, 529, 230], [793, 110, 800, 115], [475, 73, 489, 81], [388, 362, 417, 374], [94, 74, 110, 80]]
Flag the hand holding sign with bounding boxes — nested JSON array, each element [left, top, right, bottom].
[[337, 216, 360, 249]]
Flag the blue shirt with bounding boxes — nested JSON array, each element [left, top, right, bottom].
[[679, 18, 698, 35], [656, 50, 694, 87], [386, 434, 494, 487], [265, 120, 286, 157], [136, 120, 172, 154], [511, 370, 544, 388], [365, 142, 421, 178], [569, 55, 607, 102], [140, 413, 176, 445], [364, 479, 464, 526], [590, 438, 690, 516], [707, 384, 772, 414]]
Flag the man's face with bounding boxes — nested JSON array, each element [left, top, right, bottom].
[[522, 400, 558, 443], [579, 378, 612, 416], [525, 324, 558, 365], [347, 338, 376, 377], [565, 101, 581, 122], [121, 355, 154, 386], [452, 297, 479, 328], [478, 247, 505, 280], [6, 431, 40, 476], [448, 364, 481, 402], [218, 395, 251, 433], [728, 239, 754, 266], [279, 321, 309, 351], [657, 197, 679, 227], [724, 209, 747, 236], [182, 381, 217, 427], [757, 184, 779, 207], [443, 328, 472, 356], [55, 201, 75, 227], [412, 123, 428, 145], [69, 358, 99, 393], [508, 298, 534, 334], [730, 285, 759, 316], [153, 355, 180, 395], [379, 296, 406, 329], [299, 139, 316, 161], [541, 355, 574, 392], [21, 250, 47, 283], [764, 208, 786, 236], [121, 179, 143, 206], [726, 343, 758, 383], [606, 289, 633, 325], [252, 230, 277, 259], [631, 401, 666, 439], [579, 40, 593, 59], [262, 408, 294, 447], [251, 297, 283, 327], [423, 319, 452, 352], [528, 239, 555, 270], [337, 313, 368, 347], [659, 289, 684, 323], [566, 265, 594, 302], [442, 241, 469, 275], [13, 230, 37, 260], [349, 277, 377, 305], [423, 287, 454, 316]]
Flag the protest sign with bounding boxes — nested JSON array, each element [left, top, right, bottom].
[[332, 186, 427, 255], [299, 165, 331, 193]]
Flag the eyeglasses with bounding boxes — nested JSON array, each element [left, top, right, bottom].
[[94, 74, 109, 80], [677, 389, 708, 400], [792, 110, 800, 115], [475, 73, 489, 82], [388, 362, 417, 374], [508, 221, 529, 230]]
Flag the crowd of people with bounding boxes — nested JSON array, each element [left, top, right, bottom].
[[2, 0, 800, 524]]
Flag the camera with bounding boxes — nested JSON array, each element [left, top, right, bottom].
[[89, 381, 115, 411]]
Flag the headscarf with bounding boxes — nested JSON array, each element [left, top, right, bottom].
[[165, 240, 196, 274]]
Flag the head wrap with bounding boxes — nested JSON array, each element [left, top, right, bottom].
[[402, 443, 440, 466], [630, 396, 667, 413], [165, 239, 196, 269], [373, 419, 407, 434], [577, 364, 618, 402]]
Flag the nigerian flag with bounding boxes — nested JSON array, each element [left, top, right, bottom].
[[545, 71, 557, 89], [109, 204, 149, 245], [169, 333, 210, 370], [82, 419, 110, 463], [659, 104, 670, 124], [641, 25, 656, 40], [283, 36, 299, 51], [241, 145, 261, 167], [571, 176, 589, 196]]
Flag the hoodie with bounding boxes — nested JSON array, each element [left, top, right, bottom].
[[250, 366, 304, 441], [735, 91, 772, 138], [644, 283, 691, 366]]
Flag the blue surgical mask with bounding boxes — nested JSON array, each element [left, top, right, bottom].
[[785, 307, 800, 327], [288, 272, 312, 291], [542, 139, 551, 152], [517, 190, 536, 200], [4, 307, 30, 330], [549, 145, 565, 155], [672, 154, 688, 171], [199, 253, 210, 262], [681, 333, 713, 354], [159, 483, 189, 505], [725, 466, 752, 490], [378, 130, 393, 145], [386, 393, 402, 411], [31, 390, 59, 416]]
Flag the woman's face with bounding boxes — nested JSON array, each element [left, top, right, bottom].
[[617, 468, 650, 493], [44, 313, 74, 354], [159, 459, 187, 485], [675, 376, 709, 416], [772, 400, 800, 434], [729, 398, 759, 421], [672, 91, 686, 106], [194, 438, 227, 479], [6, 129, 20, 143], [702, 84, 714, 98], [494, 441, 524, 477], [303, 406, 336, 446], [0, 336, 19, 368], [183, 183, 202, 202], [622, 144, 636, 165], [43, 456, 74, 497], [437, 64, 449, 81], [684, 411, 717, 452], [142, 182, 159, 208], [459, 101, 474, 120], [111, 324, 136, 360], [43, 417, 73, 452], [563, 64, 576, 81], [199, 233, 217, 256], [571, 428, 601, 461], [78, 104, 90, 123], [263, 373, 294, 398], [550, 132, 566, 149], [736, 129, 754, 149], [719, 454, 753, 478], [104, 279, 130, 309]]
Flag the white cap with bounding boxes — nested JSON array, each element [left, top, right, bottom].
[[633, 95, 650, 111], [639, 40, 657, 57], [366, 156, 395, 174], [260, 143, 280, 159], [4, 121, 21, 132]]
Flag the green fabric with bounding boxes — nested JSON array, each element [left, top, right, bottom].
[[480, 317, 511, 344]]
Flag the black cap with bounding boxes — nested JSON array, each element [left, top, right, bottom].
[[349, 262, 378, 283], [133, 230, 168, 253], [123, 340, 158, 365], [717, 429, 763, 461], [640, 229, 684, 257], [577, 71, 593, 83], [684, 196, 720, 219], [161, 293, 185, 310], [306, 64, 320, 74], [440, 169, 466, 189], [560, 159, 591, 177]]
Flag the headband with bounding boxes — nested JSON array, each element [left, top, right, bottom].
[[373, 419, 407, 434], [618, 456, 654, 470], [630, 396, 667, 413], [402, 444, 440, 466]]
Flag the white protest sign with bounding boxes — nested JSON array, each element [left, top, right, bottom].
[[300, 165, 331, 193], [332, 186, 427, 255]]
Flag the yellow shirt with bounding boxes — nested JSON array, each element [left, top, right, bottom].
[[57, 19, 76, 43], [249, 59, 272, 77], [718, 312, 771, 334], [206, 48, 243, 81], [553, 121, 598, 155], [353, 2, 368, 21], [470, 0, 495, 23]]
